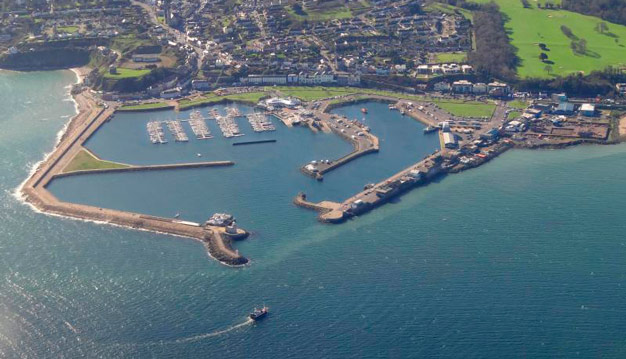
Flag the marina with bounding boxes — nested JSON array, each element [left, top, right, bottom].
[[146, 121, 167, 144], [246, 112, 276, 132], [166, 120, 189, 142]]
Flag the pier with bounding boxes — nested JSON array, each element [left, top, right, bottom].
[[300, 112, 379, 180]]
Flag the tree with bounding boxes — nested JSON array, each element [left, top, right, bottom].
[[595, 22, 609, 33], [544, 65, 553, 74], [539, 52, 549, 62], [578, 38, 587, 54]]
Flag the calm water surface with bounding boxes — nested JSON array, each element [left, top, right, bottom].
[[2, 70, 626, 357]]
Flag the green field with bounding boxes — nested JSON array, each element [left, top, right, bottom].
[[63, 149, 130, 173], [57, 26, 79, 33], [425, 2, 474, 22], [434, 100, 495, 118], [433, 52, 467, 63], [270, 87, 359, 101], [508, 99, 529, 109], [286, 5, 353, 21], [178, 92, 268, 110], [474, 0, 626, 78], [118, 102, 172, 111], [103, 68, 151, 79], [507, 111, 522, 120]]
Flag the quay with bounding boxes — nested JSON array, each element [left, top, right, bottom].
[[20, 91, 251, 267], [300, 112, 380, 180]]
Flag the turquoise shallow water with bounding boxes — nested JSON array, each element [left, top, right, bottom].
[[3, 70, 626, 357]]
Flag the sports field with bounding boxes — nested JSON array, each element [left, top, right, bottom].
[[103, 68, 151, 79], [476, 0, 626, 78]]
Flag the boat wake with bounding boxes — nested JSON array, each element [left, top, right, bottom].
[[117, 318, 255, 348], [173, 318, 254, 343]]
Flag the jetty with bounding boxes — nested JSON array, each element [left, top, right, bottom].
[[246, 113, 276, 132], [215, 115, 244, 138], [188, 110, 213, 139], [166, 120, 189, 142], [20, 91, 250, 267], [147, 121, 167, 144]]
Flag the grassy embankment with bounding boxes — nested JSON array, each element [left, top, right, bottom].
[[119, 102, 172, 111], [63, 149, 130, 173], [271, 87, 496, 118], [178, 92, 268, 110], [473, 0, 626, 78]]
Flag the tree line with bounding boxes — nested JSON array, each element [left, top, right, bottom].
[[466, 2, 518, 81], [561, 0, 626, 26]]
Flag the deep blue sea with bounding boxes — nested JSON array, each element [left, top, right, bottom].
[[3, 70, 626, 358]]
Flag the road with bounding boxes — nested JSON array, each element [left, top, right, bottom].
[[131, 0, 204, 69]]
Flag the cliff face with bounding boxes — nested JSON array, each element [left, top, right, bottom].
[[0, 48, 91, 71]]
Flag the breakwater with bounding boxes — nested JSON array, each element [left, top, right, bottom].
[[233, 139, 277, 146], [52, 161, 235, 179], [20, 91, 250, 267]]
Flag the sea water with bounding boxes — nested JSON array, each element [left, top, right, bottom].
[[2, 70, 626, 357]]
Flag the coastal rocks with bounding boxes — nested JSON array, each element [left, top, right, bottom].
[[204, 230, 249, 267]]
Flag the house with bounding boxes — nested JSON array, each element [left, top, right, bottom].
[[555, 102, 575, 115], [452, 80, 473, 94], [472, 83, 487, 94], [433, 82, 450, 92], [487, 82, 510, 97], [417, 64, 430, 74], [580, 103, 596, 117], [132, 54, 160, 63], [191, 79, 210, 90], [552, 93, 568, 102], [160, 87, 182, 99], [616, 83, 626, 96]]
